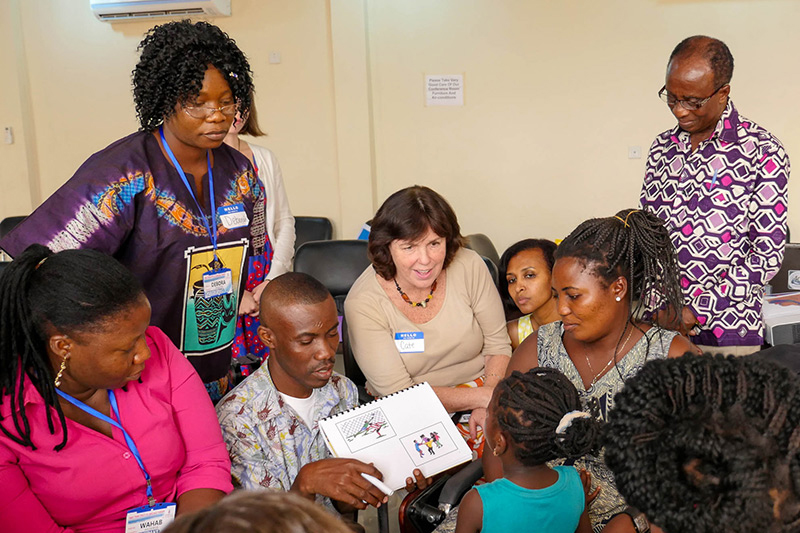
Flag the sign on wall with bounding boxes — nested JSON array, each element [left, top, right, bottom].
[[425, 75, 464, 106]]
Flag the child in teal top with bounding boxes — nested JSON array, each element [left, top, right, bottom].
[[455, 368, 598, 533]]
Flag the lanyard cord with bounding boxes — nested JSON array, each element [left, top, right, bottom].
[[159, 126, 219, 263], [56, 389, 156, 507]]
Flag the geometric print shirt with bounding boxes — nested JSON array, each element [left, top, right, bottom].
[[216, 365, 358, 510], [641, 100, 789, 346]]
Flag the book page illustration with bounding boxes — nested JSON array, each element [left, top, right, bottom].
[[335, 408, 397, 453], [319, 382, 473, 490], [400, 422, 459, 467]]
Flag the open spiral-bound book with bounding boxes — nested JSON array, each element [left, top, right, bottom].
[[319, 382, 474, 491]]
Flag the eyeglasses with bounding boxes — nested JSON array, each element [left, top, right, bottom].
[[658, 84, 728, 111], [182, 103, 237, 119]]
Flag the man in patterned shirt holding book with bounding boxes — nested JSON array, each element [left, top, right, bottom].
[[216, 272, 427, 519], [641, 35, 789, 356]]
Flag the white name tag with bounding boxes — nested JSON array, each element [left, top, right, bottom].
[[219, 204, 249, 229], [125, 503, 176, 533], [203, 268, 233, 298], [395, 332, 424, 353]]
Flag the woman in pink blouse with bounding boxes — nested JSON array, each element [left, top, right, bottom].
[[0, 244, 233, 533]]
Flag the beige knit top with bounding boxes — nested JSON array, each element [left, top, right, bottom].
[[344, 248, 512, 396]]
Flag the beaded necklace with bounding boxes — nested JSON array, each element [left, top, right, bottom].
[[394, 278, 438, 308]]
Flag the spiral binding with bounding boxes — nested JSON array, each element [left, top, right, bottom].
[[322, 382, 427, 421]]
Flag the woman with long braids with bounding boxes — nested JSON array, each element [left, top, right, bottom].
[[492, 208, 695, 532], [0, 20, 267, 402], [0, 245, 232, 532], [605, 354, 800, 533]]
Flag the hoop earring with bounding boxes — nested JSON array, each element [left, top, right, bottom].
[[54, 357, 68, 388]]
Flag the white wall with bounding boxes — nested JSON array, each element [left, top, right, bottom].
[[2, 0, 798, 253]]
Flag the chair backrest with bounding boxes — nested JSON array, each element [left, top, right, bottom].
[[480, 255, 499, 287], [293, 240, 371, 389], [0, 216, 27, 240], [294, 216, 333, 252], [464, 233, 500, 269]]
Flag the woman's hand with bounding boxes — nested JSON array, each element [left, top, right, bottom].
[[237, 290, 259, 317], [252, 279, 270, 307], [468, 407, 487, 440]]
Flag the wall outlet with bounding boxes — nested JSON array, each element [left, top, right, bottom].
[[3, 127, 12, 145], [628, 146, 641, 159], [269, 51, 281, 64]]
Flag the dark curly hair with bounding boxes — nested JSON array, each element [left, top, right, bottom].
[[368, 186, 465, 280], [669, 35, 734, 89], [0, 244, 144, 451], [132, 20, 254, 131], [605, 354, 800, 533], [498, 238, 557, 318], [494, 368, 600, 466]]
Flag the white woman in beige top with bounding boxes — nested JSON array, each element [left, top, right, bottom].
[[344, 186, 512, 452]]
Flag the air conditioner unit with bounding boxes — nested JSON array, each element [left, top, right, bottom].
[[90, 0, 231, 23]]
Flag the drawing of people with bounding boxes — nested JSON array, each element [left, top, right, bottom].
[[368, 420, 385, 437], [430, 431, 442, 448], [413, 439, 425, 458], [421, 434, 435, 455]]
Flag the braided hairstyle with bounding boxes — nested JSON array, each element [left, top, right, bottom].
[[0, 244, 144, 451], [605, 355, 800, 533], [556, 208, 683, 333], [494, 368, 600, 466], [132, 20, 254, 132]]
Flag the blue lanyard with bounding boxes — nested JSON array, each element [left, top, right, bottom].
[[159, 126, 219, 263], [56, 389, 157, 507]]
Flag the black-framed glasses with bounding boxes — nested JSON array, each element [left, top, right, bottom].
[[658, 84, 728, 111], [182, 103, 237, 119]]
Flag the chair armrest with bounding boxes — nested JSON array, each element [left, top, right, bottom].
[[439, 459, 483, 508]]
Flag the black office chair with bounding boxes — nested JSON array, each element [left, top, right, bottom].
[[464, 234, 500, 269], [480, 255, 499, 288], [294, 216, 333, 252], [400, 460, 483, 533], [0, 216, 26, 239], [293, 240, 372, 400]]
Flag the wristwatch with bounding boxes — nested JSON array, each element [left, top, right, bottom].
[[620, 506, 650, 533]]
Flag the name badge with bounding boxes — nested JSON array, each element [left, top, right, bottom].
[[203, 268, 233, 298], [125, 502, 176, 533], [219, 204, 249, 229], [395, 332, 424, 354]]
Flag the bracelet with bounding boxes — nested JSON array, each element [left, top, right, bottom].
[[485, 373, 503, 379]]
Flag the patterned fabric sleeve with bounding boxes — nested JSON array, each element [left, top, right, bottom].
[[687, 137, 789, 319], [0, 157, 142, 256], [217, 392, 285, 491]]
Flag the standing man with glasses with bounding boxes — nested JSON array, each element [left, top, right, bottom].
[[640, 35, 789, 356]]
